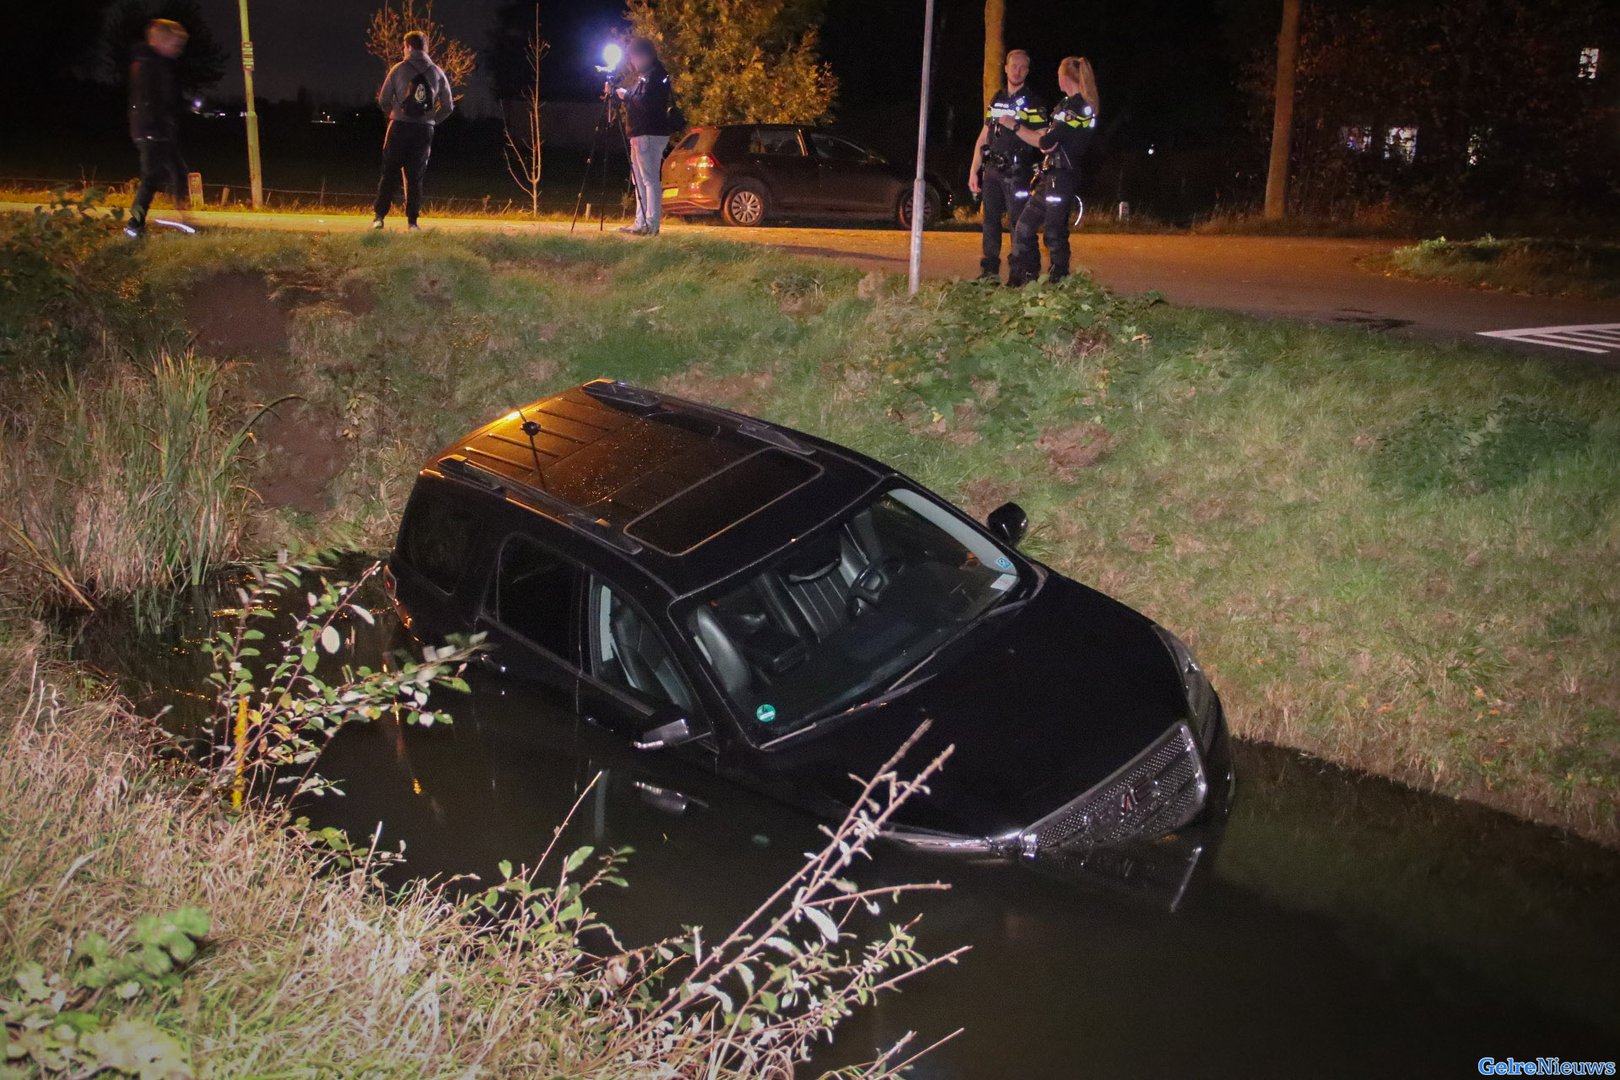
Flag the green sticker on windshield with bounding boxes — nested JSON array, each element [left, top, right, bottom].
[[756, 703, 777, 723]]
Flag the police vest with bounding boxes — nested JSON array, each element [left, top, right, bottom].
[[985, 87, 1047, 160]]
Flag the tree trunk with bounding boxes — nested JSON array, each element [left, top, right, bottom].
[[983, 0, 1005, 113], [1263, 0, 1301, 220]]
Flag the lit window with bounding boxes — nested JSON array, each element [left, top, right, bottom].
[[1384, 126, 1418, 164], [1578, 47, 1599, 80]]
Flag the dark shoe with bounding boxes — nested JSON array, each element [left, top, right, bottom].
[[371, 217, 385, 230], [977, 271, 1000, 283], [407, 222, 421, 232], [1006, 275, 1032, 288], [1046, 272, 1068, 286], [123, 223, 144, 240]]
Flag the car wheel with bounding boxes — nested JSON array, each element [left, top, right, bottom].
[[721, 181, 768, 227], [896, 185, 941, 229]]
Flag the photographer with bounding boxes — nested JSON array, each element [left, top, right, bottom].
[[1003, 56, 1098, 287], [611, 38, 679, 236], [969, 49, 1047, 281]]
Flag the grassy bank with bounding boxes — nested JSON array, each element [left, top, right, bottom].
[[1390, 236, 1620, 299], [4, 218, 1616, 842], [4, 223, 1619, 837]]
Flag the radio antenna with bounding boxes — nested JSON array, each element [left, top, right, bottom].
[[514, 405, 546, 482]]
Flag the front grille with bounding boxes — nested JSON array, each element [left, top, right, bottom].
[[1026, 722, 1207, 851]]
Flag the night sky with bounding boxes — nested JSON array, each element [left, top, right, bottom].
[[191, 0, 626, 113]]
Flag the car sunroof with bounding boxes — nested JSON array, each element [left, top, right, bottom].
[[625, 449, 821, 556]]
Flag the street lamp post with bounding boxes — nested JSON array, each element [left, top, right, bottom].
[[237, 0, 264, 208], [907, 0, 936, 296]]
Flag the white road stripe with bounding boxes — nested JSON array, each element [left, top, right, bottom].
[[1479, 323, 1620, 354]]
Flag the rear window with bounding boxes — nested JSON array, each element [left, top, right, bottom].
[[626, 449, 821, 556], [676, 131, 701, 152], [398, 484, 475, 593]]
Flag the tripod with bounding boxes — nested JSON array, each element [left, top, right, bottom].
[[570, 87, 635, 233]]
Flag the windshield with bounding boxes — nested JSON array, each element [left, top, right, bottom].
[[680, 487, 1025, 740]]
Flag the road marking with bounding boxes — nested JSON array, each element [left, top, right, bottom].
[[1478, 323, 1620, 355]]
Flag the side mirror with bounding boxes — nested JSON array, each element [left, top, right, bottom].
[[986, 501, 1028, 548], [631, 706, 699, 751]]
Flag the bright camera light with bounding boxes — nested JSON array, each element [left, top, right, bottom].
[[602, 43, 623, 69]]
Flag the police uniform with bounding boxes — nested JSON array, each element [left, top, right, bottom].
[[1007, 92, 1096, 286], [978, 85, 1048, 277]]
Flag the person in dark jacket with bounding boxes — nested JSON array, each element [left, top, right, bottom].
[[1003, 56, 1099, 287], [126, 19, 190, 238], [372, 31, 455, 230], [611, 38, 677, 235]]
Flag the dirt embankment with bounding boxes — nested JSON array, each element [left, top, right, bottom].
[[183, 272, 360, 515]]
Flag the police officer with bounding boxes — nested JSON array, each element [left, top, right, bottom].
[[969, 49, 1048, 281], [1003, 56, 1099, 287]]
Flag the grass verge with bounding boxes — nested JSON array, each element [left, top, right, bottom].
[[1389, 236, 1620, 300]]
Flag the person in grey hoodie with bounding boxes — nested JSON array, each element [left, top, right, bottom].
[[372, 31, 454, 230]]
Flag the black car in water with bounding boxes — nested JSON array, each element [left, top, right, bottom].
[[386, 380, 1233, 860], [660, 124, 951, 228]]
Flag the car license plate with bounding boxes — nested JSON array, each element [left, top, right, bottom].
[[661, 186, 677, 198]]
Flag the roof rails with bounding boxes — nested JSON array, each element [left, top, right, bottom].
[[581, 378, 812, 456], [438, 454, 644, 556], [582, 379, 660, 411]]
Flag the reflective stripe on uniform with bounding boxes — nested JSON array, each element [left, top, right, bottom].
[[1014, 190, 1030, 198]]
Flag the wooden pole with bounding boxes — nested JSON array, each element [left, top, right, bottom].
[[238, 0, 265, 208], [982, 0, 1005, 113], [908, 0, 937, 296], [1263, 0, 1300, 220]]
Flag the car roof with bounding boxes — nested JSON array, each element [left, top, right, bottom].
[[426, 381, 884, 598]]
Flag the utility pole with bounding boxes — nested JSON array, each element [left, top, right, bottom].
[[908, 0, 937, 296], [237, 0, 265, 208], [1263, 0, 1300, 220], [982, 0, 1005, 113]]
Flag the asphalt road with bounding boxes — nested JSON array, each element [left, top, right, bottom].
[[11, 201, 1619, 365]]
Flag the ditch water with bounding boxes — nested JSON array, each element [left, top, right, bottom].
[[74, 570, 1620, 1079]]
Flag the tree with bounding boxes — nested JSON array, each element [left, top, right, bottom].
[[624, 0, 838, 125], [982, 0, 1004, 113], [366, 0, 476, 101], [1262, 0, 1300, 219], [103, 0, 228, 93], [499, 3, 550, 217]]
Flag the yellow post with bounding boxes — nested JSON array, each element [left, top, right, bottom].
[[231, 696, 249, 810], [237, 0, 265, 208]]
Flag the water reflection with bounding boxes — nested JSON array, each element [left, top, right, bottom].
[[73, 576, 1620, 1078]]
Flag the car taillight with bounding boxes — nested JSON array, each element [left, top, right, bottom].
[[692, 153, 715, 179]]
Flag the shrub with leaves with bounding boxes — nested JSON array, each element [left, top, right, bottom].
[[200, 557, 480, 803], [2, 907, 208, 1079], [0, 189, 143, 371]]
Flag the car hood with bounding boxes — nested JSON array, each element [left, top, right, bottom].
[[758, 573, 1188, 838]]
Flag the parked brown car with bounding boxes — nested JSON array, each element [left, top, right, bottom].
[[661, 124, 951, 228]]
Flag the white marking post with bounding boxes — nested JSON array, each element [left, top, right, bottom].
[[1478, 324, 1620, 355]]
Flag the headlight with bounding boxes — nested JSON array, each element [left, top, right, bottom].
[[1153, 625, 1217, 746]]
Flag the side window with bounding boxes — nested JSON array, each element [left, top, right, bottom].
[[488, 535, 580, 659], [677, 131, 701, 152], [750, 127, 803, 157], [589, 579, 694, 712], [809, 133, 869, 163], [398, 485, 475, 593]]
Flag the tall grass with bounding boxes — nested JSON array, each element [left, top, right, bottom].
[[0, 627, 950, 1077], [0, 353, 253, 605], [1390, 236, 1620, 299]]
